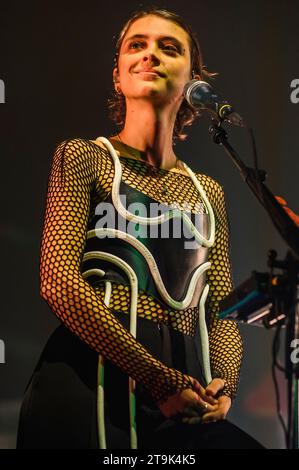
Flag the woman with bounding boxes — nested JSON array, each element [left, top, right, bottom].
[[17, 8, 263, 449]]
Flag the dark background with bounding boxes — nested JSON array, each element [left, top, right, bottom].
[[0, 0, 298, 449]]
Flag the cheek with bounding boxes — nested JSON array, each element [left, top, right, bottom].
[[169, 58, 191, 80], [168, 65, 191, 90], [117, 61, 138, 88]]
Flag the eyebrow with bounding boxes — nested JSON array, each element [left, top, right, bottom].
[[124, 34, 185, 52]]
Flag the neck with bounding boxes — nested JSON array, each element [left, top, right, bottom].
[[118, 99, 179, 170]]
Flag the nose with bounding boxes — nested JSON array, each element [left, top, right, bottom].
[[142, 42, 160, 65]]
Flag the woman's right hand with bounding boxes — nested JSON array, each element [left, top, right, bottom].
[[158, 375, 218, 419]]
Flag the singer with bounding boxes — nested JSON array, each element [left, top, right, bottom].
[[17, 8, 263, 449]]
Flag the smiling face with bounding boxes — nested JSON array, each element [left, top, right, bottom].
[[114, 15, 193, 108]]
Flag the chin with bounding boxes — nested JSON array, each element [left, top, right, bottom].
[[125, 82, 176, 105], [138, 81, 168, 98]]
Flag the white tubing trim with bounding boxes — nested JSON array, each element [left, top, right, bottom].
[[198, 284, 212, 384], [97, 355, 106, 449], [82, 268, 106, 278], [84, 231, 211, 310], [88, 136, 218, 447], [84, 268, 108, 450], [95, 136, 215, 248], [83, 252, 138, 449]]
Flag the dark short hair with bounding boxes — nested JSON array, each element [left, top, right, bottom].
[[108, 7, 217, 142]]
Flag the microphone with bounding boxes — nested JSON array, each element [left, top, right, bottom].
[[183, 79, 245, 127]]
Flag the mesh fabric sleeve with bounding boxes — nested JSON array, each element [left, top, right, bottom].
[[204, 179, 243, 401], [39, 138, 194, 405]]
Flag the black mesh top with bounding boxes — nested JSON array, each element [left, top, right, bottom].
[[39, 137, 243, 404]]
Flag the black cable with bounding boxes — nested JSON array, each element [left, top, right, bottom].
[[247, 125, 288, 446], [247, 126, 266, 208], [272, 323, 288, 448]]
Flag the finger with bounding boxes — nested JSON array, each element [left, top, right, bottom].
[[201, 409, 226, 423], [194, 384, 218, 405], [182, 416, 202, 425], [201, 394, 218, 405], [188, 377, 205, 396], [182, 400, 230, 424], [182, 413, 221, 425], [181, 408, 226, 425], [202, 393, 218, 405], [194, 398, 218, 414], [182, 400, 217, 417], [205, 378, 225, 397], [188, 377, 218, 405], [181, 406, 203, 418]]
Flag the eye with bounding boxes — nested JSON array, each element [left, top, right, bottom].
[[163, 43, 179, 53], [128, 41, 145, 50], [160, 42, 182, 56]]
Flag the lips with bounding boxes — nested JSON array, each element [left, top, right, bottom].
[[135, 68, 165, 77]]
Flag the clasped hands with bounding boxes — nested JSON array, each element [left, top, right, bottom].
[[180, 377, 231, 425], [159, 376, 231, 425]]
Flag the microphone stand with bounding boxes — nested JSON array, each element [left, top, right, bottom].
[[208, 119, 299, 449]]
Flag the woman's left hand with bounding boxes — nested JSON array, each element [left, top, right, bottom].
[[181, 378, 232, 424]]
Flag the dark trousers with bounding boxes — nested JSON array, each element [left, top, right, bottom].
[[17, 314, 264, 449]]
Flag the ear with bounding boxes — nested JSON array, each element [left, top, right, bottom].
[[113, 67, 119, 82], [192, 73, 201, 81], [113, 67, 121, 93]]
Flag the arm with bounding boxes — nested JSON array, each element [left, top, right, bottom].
[[204, 179, 243, 401], [39, 138, 193, 405]]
